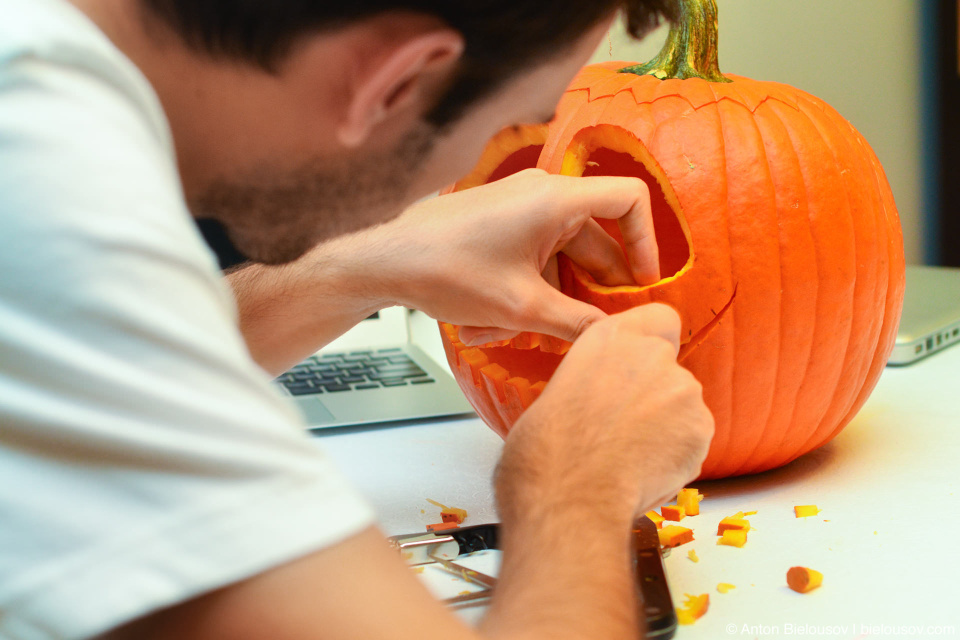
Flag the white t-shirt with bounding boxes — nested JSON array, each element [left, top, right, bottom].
[[0, 1, 376, 638]]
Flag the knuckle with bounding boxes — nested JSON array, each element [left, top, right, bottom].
[[639, 334, 677, 362], [645, 302, 682, 325], [571, 312, 599, 340], [518, 167, 548, 178], [511, 294, 541, 326], [633, 177, 651, 201]]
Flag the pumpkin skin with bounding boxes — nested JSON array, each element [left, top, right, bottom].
[[439, 60, 905, 480]]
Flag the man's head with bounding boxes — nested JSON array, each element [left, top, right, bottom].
[[119, 1, 675, 263]]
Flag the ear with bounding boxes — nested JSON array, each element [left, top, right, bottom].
[[337, 29, 464, 148]]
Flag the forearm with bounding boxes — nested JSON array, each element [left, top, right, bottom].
[[482, 439, 643, 640], [485, 507, 640, 640], [227, 235, 392, 377]]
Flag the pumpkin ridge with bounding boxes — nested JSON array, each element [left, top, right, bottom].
[[782, 99, 862, 463], [718, 95, 786, 478], [789, 99, 885, 461], [813, 102, 887, 418], [826, 143, 903, 446], [691, 89, 736, 477], [749, 121, 823, 473], [704, 90, 780, 477], [749, 99, 845, 473], [731, 99, 817, 475]]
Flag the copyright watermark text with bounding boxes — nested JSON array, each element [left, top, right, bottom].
[[724, 622, 956, 637]]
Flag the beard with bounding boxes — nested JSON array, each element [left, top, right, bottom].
[[189, 123, 438, 265]]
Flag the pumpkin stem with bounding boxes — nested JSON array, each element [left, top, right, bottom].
[[620, 0, 731, 83]]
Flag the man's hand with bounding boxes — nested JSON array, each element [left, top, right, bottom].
[[378, 169, 661, 346], [496, 303, 714, 521], [227, 169, 660, 375], [484, 303, 714, 640]]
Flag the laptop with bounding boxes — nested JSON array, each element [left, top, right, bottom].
[[888, 265, 960, 365], [274, 306, 475, 429]]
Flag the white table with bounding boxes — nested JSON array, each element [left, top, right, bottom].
[[314, 312, 960, 640]]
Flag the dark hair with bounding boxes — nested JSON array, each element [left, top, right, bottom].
[[140, 0, 676, 126]]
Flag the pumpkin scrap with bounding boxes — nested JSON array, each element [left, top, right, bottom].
[[794, 505, 821, 518], [426, 499, 468, 524], [676, 593, 709, 625], [717, 583, 736, 594], [658, 525, 694, 548], [437, 0, 905, 481], [441, 508, 468, 524], [687, 549, 699, 563], [717, 529, 747, 547], [644, 510, 665, 529], [677, 488, 704, 516], [661, 505, 686, 521], [787, 566, 823, 593], [717, 517, 751, 535], [426, 522, 459, 533]]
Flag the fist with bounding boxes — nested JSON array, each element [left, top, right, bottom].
[[496, 304, 715, 522]]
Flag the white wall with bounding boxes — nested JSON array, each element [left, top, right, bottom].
[[591, 0, 927, 264]]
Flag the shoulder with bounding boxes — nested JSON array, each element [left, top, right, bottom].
[[0, 0, 222, 311]]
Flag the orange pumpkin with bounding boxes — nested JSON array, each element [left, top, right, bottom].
[[440, 0, 905, 479]]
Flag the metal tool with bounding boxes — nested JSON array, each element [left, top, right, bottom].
[[428, 552, 498, 589], [390, 519, 677, 636]]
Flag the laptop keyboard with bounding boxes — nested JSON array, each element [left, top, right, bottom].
[[276, 348, 436, 396]]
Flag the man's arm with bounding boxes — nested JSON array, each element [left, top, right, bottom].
[[226, 235, 391, 376], [228, 170, 660, 376], [105, 304, 713, 640]]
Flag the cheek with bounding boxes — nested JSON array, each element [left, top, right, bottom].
[[411, 132, 493, 194]]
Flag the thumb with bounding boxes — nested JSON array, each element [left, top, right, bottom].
[[523, 282, 608, 343], [614, 303, 682, 356]]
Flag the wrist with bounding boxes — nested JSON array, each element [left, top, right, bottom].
[[495, 442, 640, 534], [297, 232, 396, 315]]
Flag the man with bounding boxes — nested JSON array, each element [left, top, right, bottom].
[[0, 1, 714, 638]]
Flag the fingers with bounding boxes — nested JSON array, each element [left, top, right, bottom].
[[542, 255, 560, 291], [523, 283, 608, 343], [612, 303, 682, 356], [499, 167, 548, 182], [459, 326, 520, 346], [560, 219, 634, 286], [617, 202, 661, 287], [542, 175, 660, 286]]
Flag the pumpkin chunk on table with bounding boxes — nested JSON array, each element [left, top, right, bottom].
[[794, 505, 821, 518], [718, 529, 747, 547], [676, 593, 709, 625], [644, 510, 665, 529], [660, 505, 685, 521], [658, 525, 694, 548], [787, 566, 823, 593], [717, 517, 751, 535], [677, 488, 703, 515]]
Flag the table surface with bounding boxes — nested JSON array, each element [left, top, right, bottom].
[[313, 312, 960, 640]]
